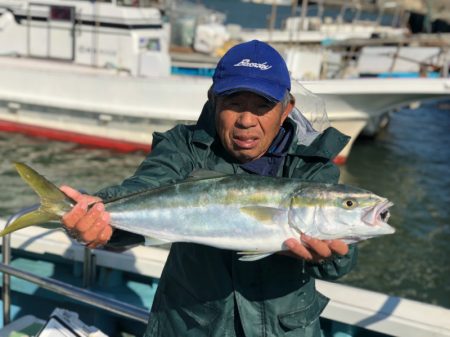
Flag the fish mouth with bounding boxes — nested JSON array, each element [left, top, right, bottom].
[[363, 199, 395, 232], [380, 209, 389, 222]]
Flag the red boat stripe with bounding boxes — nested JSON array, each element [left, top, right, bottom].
[[0, 119, 151, 153]]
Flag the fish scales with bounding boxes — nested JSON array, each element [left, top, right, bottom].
[[107, 176, 296, 251]]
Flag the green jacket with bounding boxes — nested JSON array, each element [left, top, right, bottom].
[[98, 102, 357, 337]]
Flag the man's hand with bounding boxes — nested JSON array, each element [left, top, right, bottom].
[[283, 234, 349, 263], [60, 185, 113, 249]]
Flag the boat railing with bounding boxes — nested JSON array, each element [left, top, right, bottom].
[[1, 206, 150, 326]]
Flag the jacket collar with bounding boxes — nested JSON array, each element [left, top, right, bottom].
[[192, 101, 216, 146], [192, 100, 350, 160]]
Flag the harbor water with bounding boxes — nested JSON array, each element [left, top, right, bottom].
[[0, 99, 449, 309]]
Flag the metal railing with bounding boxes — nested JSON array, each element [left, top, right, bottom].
[[1, 206, 150, 326]]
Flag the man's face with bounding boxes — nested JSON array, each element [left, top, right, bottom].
[[215, 91, 292, 163]]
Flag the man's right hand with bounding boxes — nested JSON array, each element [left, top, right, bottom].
[[60, 185, 113, 249]]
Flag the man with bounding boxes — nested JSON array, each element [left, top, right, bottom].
[[61, 40, 357, 337]]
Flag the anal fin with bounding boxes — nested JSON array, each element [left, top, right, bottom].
[[144, 236, 172, 246], [237, 251, 274, 261]]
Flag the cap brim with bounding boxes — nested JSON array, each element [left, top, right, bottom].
[[212, 76, 287, 102]]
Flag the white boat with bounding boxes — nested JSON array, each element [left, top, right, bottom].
[[2, 55, 449, 162], [0, 0, 449, 164], [238, 0, 410, 45], [1, 218, 450, 337], [299, 77, 450, 138]]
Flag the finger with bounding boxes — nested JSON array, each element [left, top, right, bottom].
[[80, 207, 108, 243], [327, 240, 349, 256], [87, 223, 113, 249], [301, 234, 332, 258], [99, 224, 113, 243], [75, 203, 105, 234], [284, 238, 313, 261], [62, 201, 88, 229], [60, 185, 82, 201], [60, 186, 102, 205]]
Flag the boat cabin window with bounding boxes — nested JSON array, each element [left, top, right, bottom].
[[50, 6, 74, 21], [139, 37, 160, 51]]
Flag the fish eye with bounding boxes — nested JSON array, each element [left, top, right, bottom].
[[342, 198, 358, 209]]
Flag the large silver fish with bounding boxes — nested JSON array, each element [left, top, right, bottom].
[[1, 163, 394, 261]]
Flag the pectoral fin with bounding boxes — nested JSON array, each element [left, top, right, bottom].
[[240, 206, 286, 225]]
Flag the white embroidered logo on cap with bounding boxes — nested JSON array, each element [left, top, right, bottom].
[[234, 59, 272, 70]]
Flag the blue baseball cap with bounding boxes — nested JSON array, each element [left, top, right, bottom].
[[212, 40, 291, 102]]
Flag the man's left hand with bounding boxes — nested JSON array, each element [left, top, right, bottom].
[[283, 234, 349, 263]]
